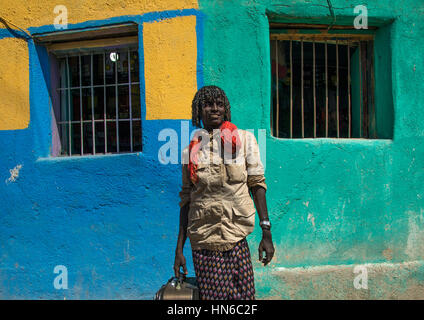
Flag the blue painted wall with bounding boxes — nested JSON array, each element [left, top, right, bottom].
[[0, 10, 204, 299]]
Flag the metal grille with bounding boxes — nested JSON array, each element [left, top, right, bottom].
[[270, 34, 375, 139], [56, 47, 142, 156]]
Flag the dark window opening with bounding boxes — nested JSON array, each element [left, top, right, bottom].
[[51, 45, 142, 156], [270, 33, 376, 139]]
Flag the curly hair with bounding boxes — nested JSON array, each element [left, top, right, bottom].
[[191, 85, 231, 128]]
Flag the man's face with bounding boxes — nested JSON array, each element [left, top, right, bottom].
[[201, 101, 226, 129]]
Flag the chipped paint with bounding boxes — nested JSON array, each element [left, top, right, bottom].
[[406, 209, 424, 260], [5, 165, 23, 184], [382, 248, 393, 261], [254, 260, 424, 299], [307, 213, 315, 229]]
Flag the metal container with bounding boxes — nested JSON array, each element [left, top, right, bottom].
[[154, 276, 199, 300]]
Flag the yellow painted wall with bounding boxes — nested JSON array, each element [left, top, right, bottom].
[[0, 38, 29, 130], [1, 0, 199, 129], [143, 15, 198, 120], [1, 0, 198, 29]]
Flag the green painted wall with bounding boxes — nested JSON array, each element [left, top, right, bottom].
[[198, 0, 424, 298]]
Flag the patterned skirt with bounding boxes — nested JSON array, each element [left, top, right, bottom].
[[192, 238, 255, 300]]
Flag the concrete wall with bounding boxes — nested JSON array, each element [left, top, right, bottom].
[[1, 0, 424, 299]]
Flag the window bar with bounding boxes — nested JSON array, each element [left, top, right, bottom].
[[79, 55, 83, 155], [301, 39, 304, 138], [313, 41, 316, 138], [359, 41, 362, 138], [128, 49, 133, 152], [336, 39, 340, 138], [362, 42, 369, 138], [367, 41, 375, 138], [58, 119, 140, 124], [56, 83, 139, 90], [115, 53, 120, 152], [290, 40, 293, 138], [66, 56, 72, 156], [103, 53, 107, 154], [325, 40, 328, 137], [348, 42, 351, 138], [270, 42, 274, 138], [91, 53, 96, 154], [275, 40, 279, 138]]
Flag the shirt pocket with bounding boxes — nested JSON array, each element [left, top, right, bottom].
[[188, 202, 221, 241], [195, 163, 209, 185], [187, 203, 205, 241], [225, 163, 247, 183], [231, 199, 255, 236], [188, 202, 205, 221]]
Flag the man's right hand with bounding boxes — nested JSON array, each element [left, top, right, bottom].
[[174, 251, 188, 278]]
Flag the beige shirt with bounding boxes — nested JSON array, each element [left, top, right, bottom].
[[179, 129, 266, 251]]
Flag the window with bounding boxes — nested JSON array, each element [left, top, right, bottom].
[[270, 27, 376, 139], [45, 31, 142, 156]]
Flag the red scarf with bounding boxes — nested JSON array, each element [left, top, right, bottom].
[[188, 121, 241, 184]]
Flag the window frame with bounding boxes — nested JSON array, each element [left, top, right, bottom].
[[270, 27, 377, 139], [47, 37, 142, 157]]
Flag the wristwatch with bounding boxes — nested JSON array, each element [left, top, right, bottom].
[[260, 220, 271, 230]]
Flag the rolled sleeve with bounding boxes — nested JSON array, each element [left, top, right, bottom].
[[247, 174, 267, 191]]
